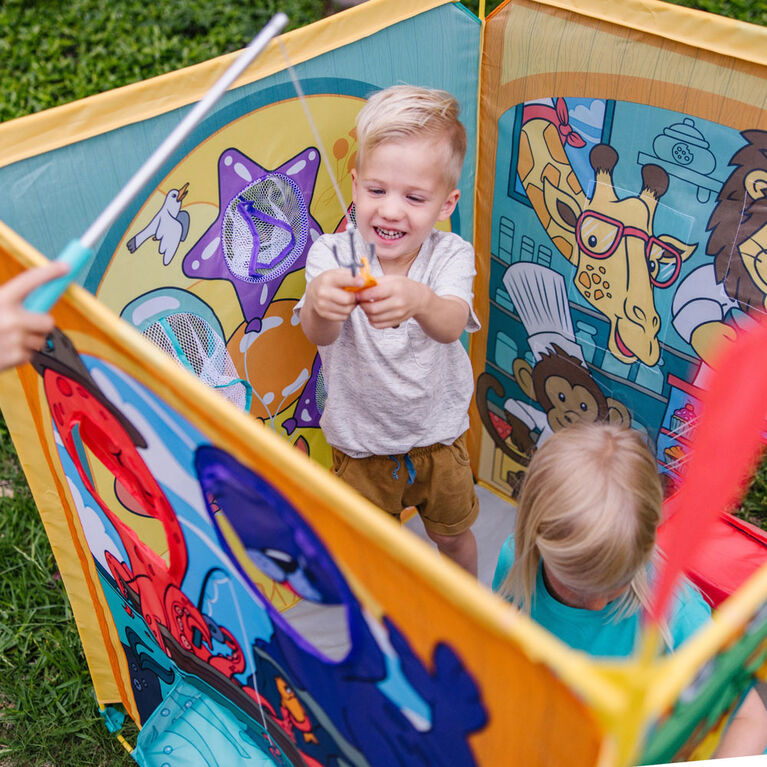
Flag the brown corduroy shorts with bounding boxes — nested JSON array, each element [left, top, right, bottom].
[[331, 433, 478, 536]]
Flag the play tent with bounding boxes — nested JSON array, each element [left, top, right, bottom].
[[1, 0, 767, 764]]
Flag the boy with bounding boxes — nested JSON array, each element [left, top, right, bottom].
[[296, 85, 480, 575]]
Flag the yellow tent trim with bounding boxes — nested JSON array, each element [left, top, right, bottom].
[[0, 325, 138, 714], [649, 558, 767, 716], [529, 0, 767, 69], [0, 0, 451, 169]]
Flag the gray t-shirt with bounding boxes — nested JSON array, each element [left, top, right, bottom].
[[295, 228, 480, 457]]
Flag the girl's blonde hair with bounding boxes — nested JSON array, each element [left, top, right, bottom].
[[355, 85, 467, 189], [499, 422, 664, 628]]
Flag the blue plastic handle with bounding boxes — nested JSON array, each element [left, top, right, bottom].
[[23, 239, 93, 312]]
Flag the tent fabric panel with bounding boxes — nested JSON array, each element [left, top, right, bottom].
[[509, 0, 767, 69], [472, 0, 767, 760], [0, 0, 455, 169], [0, 218, 614, 765], [0, 2, 480, 289], [0, 230, 139, 718]]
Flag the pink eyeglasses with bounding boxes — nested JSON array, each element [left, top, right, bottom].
[[575, 210, 683, 288]]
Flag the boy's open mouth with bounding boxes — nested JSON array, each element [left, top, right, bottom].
[[374, 226, 405, 240]]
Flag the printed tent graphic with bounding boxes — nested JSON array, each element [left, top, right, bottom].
[[2, 0, 767, 764]]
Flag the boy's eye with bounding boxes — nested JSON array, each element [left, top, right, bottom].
[[368, 187, 384, 196], [407, 195, 425, 203]]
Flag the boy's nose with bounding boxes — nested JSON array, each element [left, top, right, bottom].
[[379, 196, 403, 220]]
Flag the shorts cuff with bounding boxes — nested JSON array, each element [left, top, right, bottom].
[[421, 492, 479, 536]]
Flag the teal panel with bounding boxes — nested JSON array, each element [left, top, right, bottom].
[[0, 4, 480, 287]]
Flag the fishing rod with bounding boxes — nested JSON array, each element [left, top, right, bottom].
[[24, 12, 288, 311]]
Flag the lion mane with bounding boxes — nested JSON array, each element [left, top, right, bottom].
[[707, 129, 767, 313]]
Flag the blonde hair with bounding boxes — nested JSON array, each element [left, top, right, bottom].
[[499, 423, 665, 634], [355, 85, 468, 189]]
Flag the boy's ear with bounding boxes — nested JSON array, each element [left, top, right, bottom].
[[438, 188, 461, 221], [350, 168, 358, 199]]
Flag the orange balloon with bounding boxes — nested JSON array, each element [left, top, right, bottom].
[[227, 299, 318, 420], [333, 138, 348, 160]]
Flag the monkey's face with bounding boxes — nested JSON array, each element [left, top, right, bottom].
[[544, 376, 602, 431]]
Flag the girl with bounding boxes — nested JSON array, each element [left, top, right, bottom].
[[492, 422, 767, 757]]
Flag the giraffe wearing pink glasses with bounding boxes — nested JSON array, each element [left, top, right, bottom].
[[518, 114, 696, 366]]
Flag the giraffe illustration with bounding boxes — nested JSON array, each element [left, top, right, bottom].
[[517, 105, 696, 366]]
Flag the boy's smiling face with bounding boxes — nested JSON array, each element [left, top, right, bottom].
[[351, 137, 460, 274]]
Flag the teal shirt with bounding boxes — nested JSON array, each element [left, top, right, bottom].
[[492, 536, 711, 657]]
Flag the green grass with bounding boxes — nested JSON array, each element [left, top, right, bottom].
[[666, 0, 767, 23], [0, 0, 332, 122], [0, 419, 137, 765], [0, 0, 766, 765], [0, 4, 331, 763]]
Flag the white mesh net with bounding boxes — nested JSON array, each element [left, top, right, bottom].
[[315, 367, 327, 413], [143, 313, 250, 411], [222, 173, 307, 283]]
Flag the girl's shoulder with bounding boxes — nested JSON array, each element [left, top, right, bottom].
[[668, 579, 712, 648]]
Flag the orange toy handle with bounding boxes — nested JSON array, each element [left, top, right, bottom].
[[343, 256, 377, 292]]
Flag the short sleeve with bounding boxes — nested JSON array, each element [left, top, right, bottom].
[[428, 235, 480, 333], [492, 536, 515, 593], [671, 264, 737, 344], [293, 235, 340, 320]]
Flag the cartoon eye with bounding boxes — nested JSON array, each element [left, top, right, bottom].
[[578, 214, 620, 256], [264, 548, 298, 574], [646, 240, 681, 287], [245, 548, 294, 583], [558, 392, 566, 402], [287, 567, 323, 602], [648, 240, 678, 265], [580, 402, 588, 411]]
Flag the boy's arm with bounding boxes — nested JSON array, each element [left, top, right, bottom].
[[358, 275, 469, 343], [713, 688, 767, 758], [415, 288, 470, 343]]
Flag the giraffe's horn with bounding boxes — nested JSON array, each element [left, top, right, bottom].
[[589, 144, 618, 176], [640, 164, 669, 216], [641, 164, 669, 200], [589, 144, 619, 203]]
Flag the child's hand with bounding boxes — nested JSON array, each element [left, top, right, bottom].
[[0, 262, 69, 371], [306, 268, 365, 322], [357, 275, 427, 329]]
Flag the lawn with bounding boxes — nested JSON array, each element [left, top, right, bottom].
[[0, 0, 766, 765]]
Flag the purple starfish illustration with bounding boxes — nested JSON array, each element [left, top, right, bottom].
[[282, 353, 325, 435], [183, 147, 323, 333]]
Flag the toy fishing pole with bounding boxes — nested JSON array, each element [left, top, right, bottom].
[[279, 40, 377, 292], [24, 12, 288, 312]]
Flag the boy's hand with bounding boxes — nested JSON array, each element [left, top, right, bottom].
[[358, 275, 470, 343], [300, 267, 366, 346], [0, 262, 69, 371], [306, 268, 364, 322], [357, 275, 427, 329]]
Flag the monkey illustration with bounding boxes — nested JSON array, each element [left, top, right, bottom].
[[476, 345, 630, 495]]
